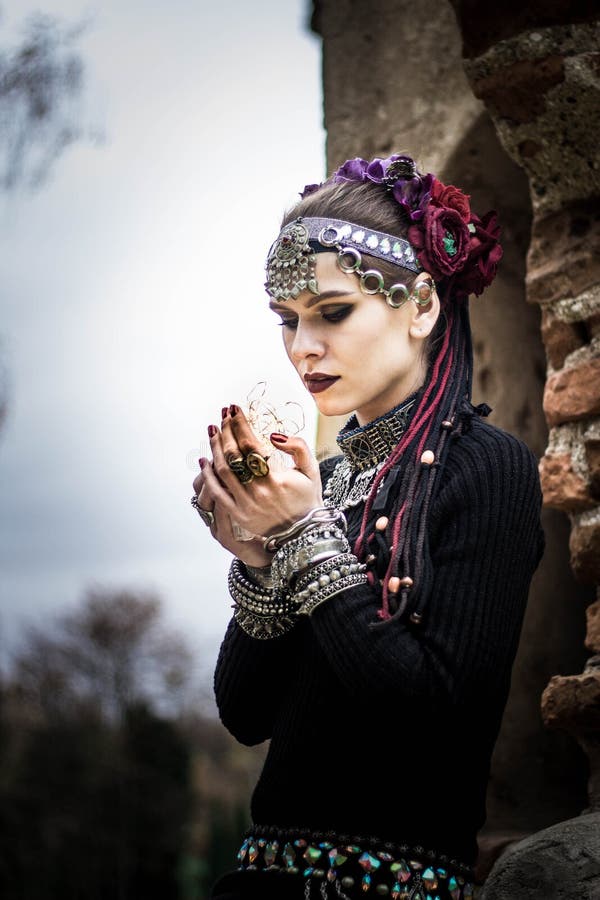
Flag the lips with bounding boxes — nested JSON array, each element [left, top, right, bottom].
[[304, 373, 340, 394]]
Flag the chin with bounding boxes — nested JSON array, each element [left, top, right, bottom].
[[311, 394, 355, 418]]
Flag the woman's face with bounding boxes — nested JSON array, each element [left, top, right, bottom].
[[269, 253, 438, 425]]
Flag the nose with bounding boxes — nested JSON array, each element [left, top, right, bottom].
[[289, 318, 325, 364]]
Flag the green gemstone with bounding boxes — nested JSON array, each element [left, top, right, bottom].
[[342, 876, 355, 888], [304, 846, 322, 864], [329, 848, 348, 867], [443, 230, 457, 256], [376, 885, 389, 895], [346, 845, 361, 854]]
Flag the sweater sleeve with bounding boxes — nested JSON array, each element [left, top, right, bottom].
[[213, 614, 305, 746], [308, 421, 545, 708], [212, 459, 339, 745]]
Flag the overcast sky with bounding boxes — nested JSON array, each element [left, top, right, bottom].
[[0, 0, 324, 680]]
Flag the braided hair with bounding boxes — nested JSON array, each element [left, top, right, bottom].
[[281, 163, 500, 627]]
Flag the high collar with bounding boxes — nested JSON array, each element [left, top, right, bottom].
[[336, 392, 419, 472]]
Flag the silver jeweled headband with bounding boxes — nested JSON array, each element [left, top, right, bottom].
[[265, 217, 422, 302]]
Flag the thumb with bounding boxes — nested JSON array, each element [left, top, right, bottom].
[[270, 433, 319, 478]]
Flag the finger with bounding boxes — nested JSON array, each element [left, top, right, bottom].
[[270, 433, 320, 479], [220, 409, 244, 463], [206, 431, 242, 504], [227, 404, 264, 456]]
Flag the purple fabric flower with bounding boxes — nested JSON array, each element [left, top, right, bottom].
[[300, 183, 322, 199], [408, 206, 470, 280], [391, 173, 434, 222], [333, 157, 369, 183]]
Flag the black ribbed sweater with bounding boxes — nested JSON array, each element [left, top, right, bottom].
[[213, 416, 544, 872]]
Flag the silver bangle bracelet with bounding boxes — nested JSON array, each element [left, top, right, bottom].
[[263, 506, 347, 552]]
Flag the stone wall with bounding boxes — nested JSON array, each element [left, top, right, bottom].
[[311, 0, 595, 882]]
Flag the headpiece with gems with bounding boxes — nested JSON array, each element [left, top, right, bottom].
[[265, 217, 431, 308], [265, 153, 502, 306]]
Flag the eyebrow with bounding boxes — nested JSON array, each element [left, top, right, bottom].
[[269, 290, 354, 312]]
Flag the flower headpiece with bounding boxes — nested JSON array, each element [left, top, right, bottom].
[[301, 153, 503, 300]]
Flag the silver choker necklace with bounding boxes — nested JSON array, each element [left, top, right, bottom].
[[323, 394, 417, 510]]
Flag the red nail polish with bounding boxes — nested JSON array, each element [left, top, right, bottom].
[[271, 432, 288, 443], [208, 424, 217, 438], [221, 407, 228, 420], [229, 404, 239, 417]]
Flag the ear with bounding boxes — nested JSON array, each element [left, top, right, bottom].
[[408, 274, 440, 341]]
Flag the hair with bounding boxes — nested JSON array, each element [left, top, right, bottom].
[[282, 179, 474, 627]]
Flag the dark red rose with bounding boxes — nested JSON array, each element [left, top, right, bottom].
[[408, 206, 470, 280], [454, 211, 503, 297], [430, 179, 471, 223]]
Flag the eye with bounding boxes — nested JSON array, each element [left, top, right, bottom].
[[277, 318, 298, 330], [323, 305, 352, 323]]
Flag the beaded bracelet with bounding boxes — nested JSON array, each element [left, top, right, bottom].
[[293, 554, 368, 616], [229, 559, 297, 639]]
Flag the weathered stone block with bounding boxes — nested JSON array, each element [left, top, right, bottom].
[[539, 452, 595, 511], [471, 54, 565, 124], [527, 200, 600, 306], [586, 601, 600, 654], [541, 309, 586, 369], [586, 438, 600, 499], [480, 813, 600, 900], [544, 357, 600, 427], [570, 517, 600, 584], [542, 669, 600, 731]]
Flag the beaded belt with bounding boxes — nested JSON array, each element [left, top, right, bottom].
[[236, 826, 476, 900]]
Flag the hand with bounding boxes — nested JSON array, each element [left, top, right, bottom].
[[195, 404, 323, 565], [192, 458, 273, 568]]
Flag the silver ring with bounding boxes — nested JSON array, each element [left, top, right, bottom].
[[337, 246, 362, 273], [386, 283, 409, 308], [190, 495, 215, 527], [318, 225, 340, 247], [360, 269, 385, 294], [411, 279, 435, 307]]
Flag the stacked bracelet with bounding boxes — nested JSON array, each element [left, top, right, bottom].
[[271, 524, 350, 601], [229, 559, 296, 639], [294, 553, 368, 616], [228, 507, 367, 637]]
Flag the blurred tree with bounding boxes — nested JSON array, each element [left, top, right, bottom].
[[0, 8, 86, 192], [0, 589, 195, 899], [14, 586, 194, 722], [0, 7, 89, 435]]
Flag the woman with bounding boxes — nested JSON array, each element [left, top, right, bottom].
[[192, 154, 545, 900]]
